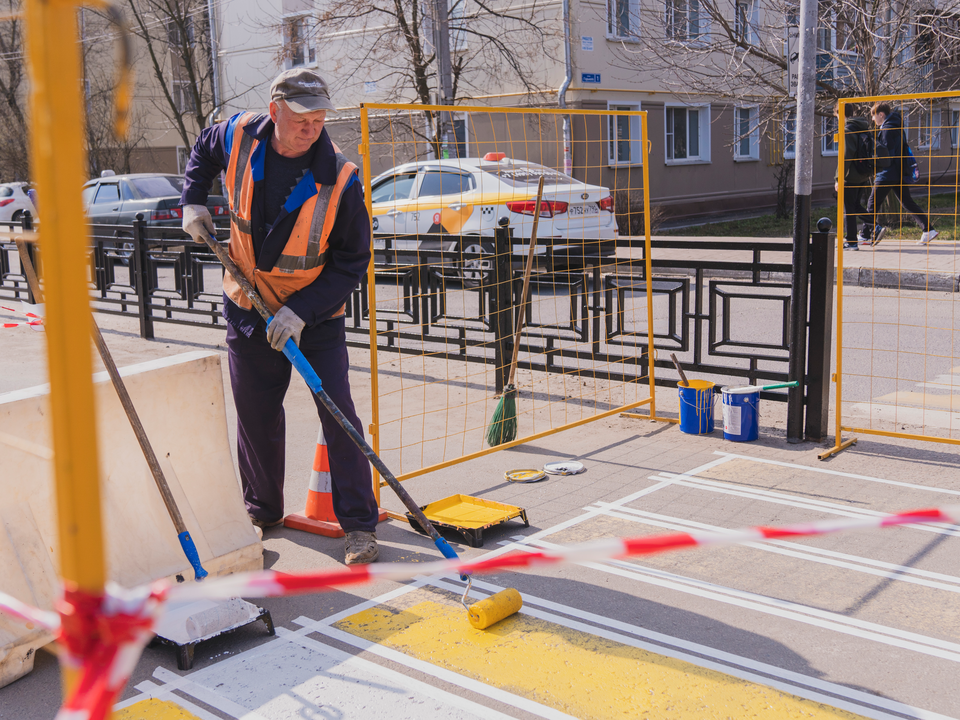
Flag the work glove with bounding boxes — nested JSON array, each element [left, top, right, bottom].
[[266, 305, 306, 351], [182, 204, 216, 244]]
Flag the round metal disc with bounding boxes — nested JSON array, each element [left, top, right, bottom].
[[542, 461, 585, 476], [505, 468, 548, 483]]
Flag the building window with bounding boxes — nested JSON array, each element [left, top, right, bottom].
[[950, 107, 960, 148], [666, 105, 710, 162], [735, 0, 758, 44], [607, 103, 642, 165], [918, 108, 941, 150], [783, 108, 796, 159], [283, 16, 316, 68], [665, 0, 701, 42], [608, 0, 640, 39], [734, 105, 759, 160], [822, 115, 838, 156], [172, 79, 195, 114]]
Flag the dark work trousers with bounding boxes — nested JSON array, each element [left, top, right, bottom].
[[866, 182, 931, 233], [226, 318, 378, 532], [842, 185, 869, 242]]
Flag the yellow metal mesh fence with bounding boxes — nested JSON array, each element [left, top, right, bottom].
[[835, 92, 960, 449], [359, 104, 655, 480]]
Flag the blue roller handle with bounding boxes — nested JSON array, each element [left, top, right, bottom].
[[266, 315, 468, 580], [178, 531, 209, 580]]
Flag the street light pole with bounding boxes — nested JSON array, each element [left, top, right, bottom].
[[787, 0, 817, 443]]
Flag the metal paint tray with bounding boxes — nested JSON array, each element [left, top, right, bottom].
[[406, 494, 528, 548]]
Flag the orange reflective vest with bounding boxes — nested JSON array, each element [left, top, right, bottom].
[[222, 112, 359, 316]]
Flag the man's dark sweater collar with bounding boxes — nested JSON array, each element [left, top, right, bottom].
[[243, 114, 339, 185]]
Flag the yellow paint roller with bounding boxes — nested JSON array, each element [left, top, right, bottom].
[[461, 580, 523, 630]]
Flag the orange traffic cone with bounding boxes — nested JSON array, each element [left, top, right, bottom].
[[284, 427, 345, 536], [284, 426, 388, 536]]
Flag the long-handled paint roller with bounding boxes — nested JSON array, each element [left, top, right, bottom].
[[728, 380, 799, 392], [486, 176, 545, 448], [17, 239, 273, 664], [15, 239, 207, 579], [199, 232, 523, 629]]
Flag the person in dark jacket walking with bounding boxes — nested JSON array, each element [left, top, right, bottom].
[[863, 102, 938, 247], [179, 68, 381, 566], [833, 103, 872, 251]]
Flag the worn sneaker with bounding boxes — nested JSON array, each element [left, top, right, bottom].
[[857, 229, 872, 244], [248, 514, 284, 529], [345, 531, 379, 565], [871, 226, 886, 246], [843, 241, 859, 251], [917, 229, 939, 245]]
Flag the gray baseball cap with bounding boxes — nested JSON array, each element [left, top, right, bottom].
[[270, 68, 337, 113]]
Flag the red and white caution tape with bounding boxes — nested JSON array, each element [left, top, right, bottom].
[[1, 304, 43, 329], [0, 503, 956, 720]]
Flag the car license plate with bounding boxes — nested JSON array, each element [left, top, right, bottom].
[[569, 204, 599, 216]]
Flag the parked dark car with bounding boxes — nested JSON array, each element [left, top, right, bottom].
[[82, 173, 229, 259]]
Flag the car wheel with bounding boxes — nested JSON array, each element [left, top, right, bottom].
[[460, 242, 493, 287], [11, 210, 22, 223], [110, 234, 134, 266]]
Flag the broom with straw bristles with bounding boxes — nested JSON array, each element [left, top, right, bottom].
[[486, 176, 545, 447]]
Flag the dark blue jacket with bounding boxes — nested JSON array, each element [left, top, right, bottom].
[[875, 110, 909, 185], [181, 113, 370, 336]]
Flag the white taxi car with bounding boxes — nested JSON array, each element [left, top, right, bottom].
[[368, 153, 617, 274]]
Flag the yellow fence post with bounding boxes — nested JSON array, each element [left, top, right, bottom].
[[23, 0, 106, 695]]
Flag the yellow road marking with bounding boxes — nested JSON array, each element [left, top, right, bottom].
[[113, 698, 202, 719], [335, 594, 868, 720]]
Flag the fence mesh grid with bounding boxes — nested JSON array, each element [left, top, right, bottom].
[[359, 104, 655, 479], [836, 92, 960, 447]]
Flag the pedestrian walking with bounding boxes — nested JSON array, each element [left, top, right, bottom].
[[862, 102, 938, 247], [834, 102, 872, 251], [179, 68, 380, 566]]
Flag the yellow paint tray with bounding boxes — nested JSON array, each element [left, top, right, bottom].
[[405, 494, 529, 548]]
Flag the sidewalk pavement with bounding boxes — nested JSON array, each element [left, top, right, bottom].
[[624, 235, 960, 292]]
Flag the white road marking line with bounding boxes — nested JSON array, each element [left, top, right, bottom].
[[297, 618, 579, 720], [153, 666, 271, 720], [518, 539, 960, 664], [275, 627, 517, 719], [116, 680, 224, 719], [651, 473, 960, 537], [713, 451, 960, 497], [430, 576, 956, 720], [591, 502, 960, 591]]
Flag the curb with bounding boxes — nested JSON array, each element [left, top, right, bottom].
[[841, 267, 959, 292]]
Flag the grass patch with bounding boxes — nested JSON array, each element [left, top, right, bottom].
[[663, 191, 959, 240]]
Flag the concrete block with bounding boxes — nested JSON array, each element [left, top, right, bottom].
[[0, 502, 58, 687], [0, 351, 262, 686]]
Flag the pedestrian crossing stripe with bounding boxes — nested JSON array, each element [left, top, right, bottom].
[[334, 590, 868, 720]]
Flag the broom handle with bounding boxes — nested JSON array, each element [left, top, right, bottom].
[[506, 176, 545, 388]]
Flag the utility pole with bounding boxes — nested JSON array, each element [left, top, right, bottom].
[[432, 0, 454, 158], [787, 0, 817, 443]]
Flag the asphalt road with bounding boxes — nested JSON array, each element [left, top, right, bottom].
[[1, 284, 959, 719]]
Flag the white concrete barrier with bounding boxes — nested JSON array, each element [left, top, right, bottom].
[[0, 351, 262, 687]]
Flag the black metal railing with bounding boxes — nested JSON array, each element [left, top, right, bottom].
[[1, 217, 833, 418]]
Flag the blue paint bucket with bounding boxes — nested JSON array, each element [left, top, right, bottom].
[[678, 379, 716, 434], [721, 387, 760, 442]]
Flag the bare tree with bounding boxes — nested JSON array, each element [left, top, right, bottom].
[[120, 0, 219, 150], [0, 0, 29, 181], [286, 0, 559, 158]]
